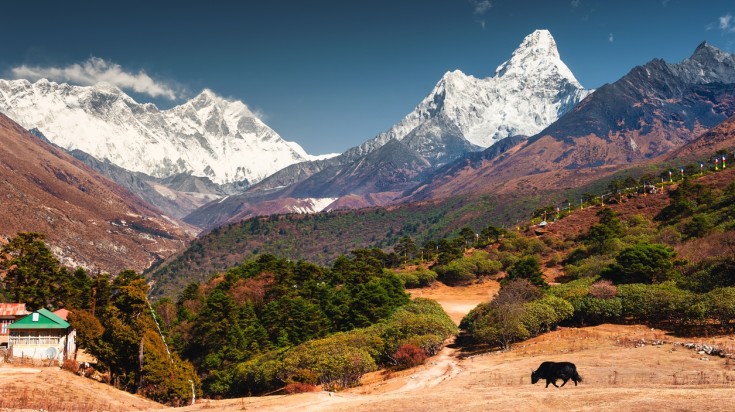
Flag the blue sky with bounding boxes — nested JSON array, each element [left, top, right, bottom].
[[1, 0, 735, 155]]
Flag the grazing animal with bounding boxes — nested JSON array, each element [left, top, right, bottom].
[[531, 361, 582, 388]]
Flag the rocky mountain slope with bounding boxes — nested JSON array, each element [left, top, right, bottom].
[[667, 105, 735, 161], [0, 113, 194, 273]]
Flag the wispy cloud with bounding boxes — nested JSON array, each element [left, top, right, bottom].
[[469, 0, 491, 29], [10, 57, 179, 99], [708, 13, 735, 33], [608, 33, 614, 43], [720, 14, 734, 31], [661, 0, 670, 7], [571, 0, 581, 8], [471, 0, 492, 15]]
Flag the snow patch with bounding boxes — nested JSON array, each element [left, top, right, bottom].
[[290, 198, 338, 214]]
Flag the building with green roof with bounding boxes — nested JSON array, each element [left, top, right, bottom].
[[8, 308, 76, 362]]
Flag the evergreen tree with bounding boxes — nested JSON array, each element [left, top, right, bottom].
[[394, 236, 418, 263], [0, 232, 65, 310], [505, 256, 547, 288]]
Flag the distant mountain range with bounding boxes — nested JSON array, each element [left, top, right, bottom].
[[186, 30, 594, 228], [0, 81, 337, 218], [0, 82, 324, 185]]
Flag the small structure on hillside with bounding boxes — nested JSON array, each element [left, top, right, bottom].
[[0, 303, 29, 347], [7, 308, 76, 362]]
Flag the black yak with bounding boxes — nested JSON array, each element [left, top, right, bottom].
[[531, 361, 582, 388]]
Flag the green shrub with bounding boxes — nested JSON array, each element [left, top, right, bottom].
[[682, 213, 714, 239], [706, 287, 735, 329], [281, 340, 377, 390], [576, 297, 622, 324], [506, 256, 547, 287], [564, 255, 614, 280], [549, 277, 595, 303], [393, 267, 438, 288], [434, 260, 476, 285], [617, 282, 692, 325], [679, 256, 735, 293], [602, 242, 676, 284], [434, 251, 502, 285], [521, 295, 574, 335]]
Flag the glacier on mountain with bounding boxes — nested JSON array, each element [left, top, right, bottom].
[[0, 81, 327, 185]]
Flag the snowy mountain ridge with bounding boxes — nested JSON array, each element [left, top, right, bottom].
[[347, 29, 592, 160], [0, 79, 326, 185]]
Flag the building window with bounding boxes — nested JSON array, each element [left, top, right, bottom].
[[9, 331, 62, 346]]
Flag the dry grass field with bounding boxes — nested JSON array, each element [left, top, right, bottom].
[[0, 366, 163, 411]]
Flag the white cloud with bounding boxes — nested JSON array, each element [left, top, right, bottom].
[[608, 33, 614, 42], [720, 14, 734, 31], [10, 57, 178, 99], [571, 0, 581, 8], [470, 0, 492, 15]]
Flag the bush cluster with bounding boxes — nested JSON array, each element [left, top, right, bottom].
[[233, 298, 456, 393]]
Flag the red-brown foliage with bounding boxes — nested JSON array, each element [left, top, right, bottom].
[[61, 359, 79, 374], [393, 344, 428, 370], [589, 280, 618, 299], [283, 382, 318, 394], [228, 274, 274, 308]]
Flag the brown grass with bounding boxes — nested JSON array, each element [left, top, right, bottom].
[[0, 366, 163, 411]]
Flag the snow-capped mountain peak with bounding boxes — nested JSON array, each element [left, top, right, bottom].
[[495, 29, 581, 88], [0, 80, 320, 185], [357, 29, 592, 152]]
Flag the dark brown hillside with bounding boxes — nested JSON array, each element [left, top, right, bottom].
[[667, 112, 735, 161], [0, 113, 195, 273]]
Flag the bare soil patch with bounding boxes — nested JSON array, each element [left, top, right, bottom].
[[408, 281, 498, 325]]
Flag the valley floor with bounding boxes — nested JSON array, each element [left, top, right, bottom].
[[2, 283, 734, 411], [179, 323, 735, 412], [173, 283, 735, 412]]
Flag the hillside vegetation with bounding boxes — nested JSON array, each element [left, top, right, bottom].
[[146, 195, 514, 298]]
